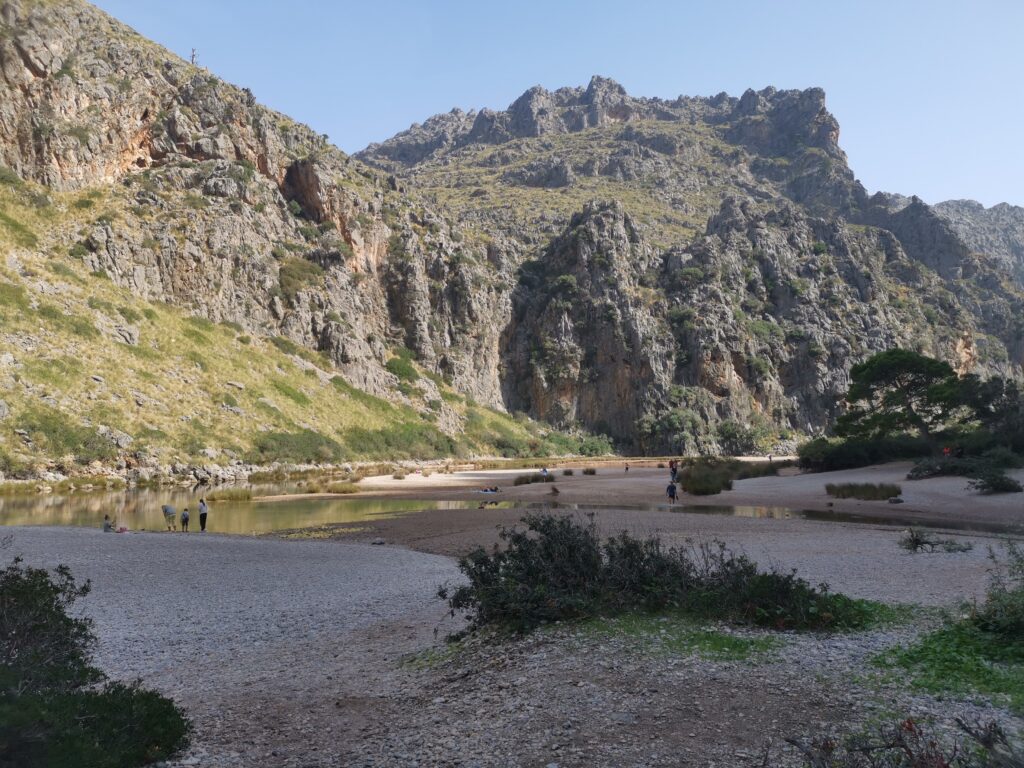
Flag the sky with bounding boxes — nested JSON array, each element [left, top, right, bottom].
[[92, 1, 1023, 208]]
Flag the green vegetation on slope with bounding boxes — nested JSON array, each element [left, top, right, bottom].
[[0, 177, 601, 472]]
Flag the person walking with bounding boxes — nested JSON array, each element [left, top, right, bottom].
[[198, 498, 208, 532], [180, 507, 190, 532], [162, 504, 176, 531], [666, 481, 677, 505]]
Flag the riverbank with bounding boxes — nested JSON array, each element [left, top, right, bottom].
[[276, 461, 1024, 532]]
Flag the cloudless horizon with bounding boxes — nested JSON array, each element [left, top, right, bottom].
[[93, 0, 1023, 207]]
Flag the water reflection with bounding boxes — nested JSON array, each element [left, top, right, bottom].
[[0, 487, 486, 534], [1, 491, 1016, 536]]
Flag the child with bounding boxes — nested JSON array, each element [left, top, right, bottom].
[[180, 507, 190, 533]]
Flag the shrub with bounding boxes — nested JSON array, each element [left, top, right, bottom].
[[578, 434, 613, 456], [825, 482, 902, 500], [385, 350, 418, 382], [562, 468, 574, 476], [968, 471, 1023, 495], [512, 473, 555, 486], [323, 482, 359, 494], [679, 472, 732, 495], [898, 528, 973, 554], [392, 471, 406, 480], [735, 461, 788, 479], [907, 455, 988, 479], [974, 542, 1024, 637], [0, 557, 189, 765], [439, 514, 887, 634], [798, 435, 930, 472], [582, 467, 597, 475], [784, 718, 1021, 768], [278, 257, 324, 303], [677, 458, 734, 495]]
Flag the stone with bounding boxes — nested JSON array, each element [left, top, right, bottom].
[[0, 399, 8, 420]]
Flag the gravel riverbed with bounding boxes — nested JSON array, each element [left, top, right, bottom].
[[6, 521, 1022, 767]]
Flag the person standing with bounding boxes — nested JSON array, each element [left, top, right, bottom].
[[198, 498, 208, 532], [162, 504, 176, 531], [180, 507, 190, 533]]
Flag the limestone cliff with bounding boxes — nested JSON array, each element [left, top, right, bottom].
[[1, 0, 1022, 465]]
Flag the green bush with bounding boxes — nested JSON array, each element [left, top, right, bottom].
[[0, 557, 189, 766], [278, 257, 325, 303], [582, 467, 597, 475], [512, 473, 554, 486], [385, 354, 415, 382], [974, 542, 1024, 637], [825, 482, 902, 500], [440, 515, 888, 634], [678, 458, 734, 495], [968, 472, 1023, 495], [562, 468, 574, 476], [907, 455, 987, 479], [798, 435, 930, 472]]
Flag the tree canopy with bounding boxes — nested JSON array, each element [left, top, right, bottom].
[[836, 349, 960, 441]]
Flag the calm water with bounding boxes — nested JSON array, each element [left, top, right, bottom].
[[0, 486, 492, 534], [1, 489, 1016, 536]]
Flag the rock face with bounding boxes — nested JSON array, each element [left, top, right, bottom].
[[933, 200, 1024, 284], [1, 0, 1022, 454]]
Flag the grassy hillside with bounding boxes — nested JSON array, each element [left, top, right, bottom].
[[0, 175, 604, 475]]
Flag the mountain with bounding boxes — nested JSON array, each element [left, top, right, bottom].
[[932, 200, 1024, 284], [0, 0, 1021, 474]]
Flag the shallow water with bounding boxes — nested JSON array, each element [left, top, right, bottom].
[[1, 487, 1017, 535], [0, 486, 488, 534]]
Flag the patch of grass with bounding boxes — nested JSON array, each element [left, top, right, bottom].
[[17, 407, 116, 464], [0, 209, 37, 247], [0, 281, 29, 310], [385, 351, 419, 382], [205, 488, 252, 502], [581, 612, 781, 661], [825, 482, 902, 500], [271, 379, 310, 406], [37, 303, 97, 339], [247, 429, 345, 464], [880, 623, 1024, 713]]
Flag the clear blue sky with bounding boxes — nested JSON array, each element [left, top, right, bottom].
[[93, 0, 1023, 207]]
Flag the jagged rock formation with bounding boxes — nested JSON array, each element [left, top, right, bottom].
[[1, 0, 1022, 461], [933, 200, 1024, 284]]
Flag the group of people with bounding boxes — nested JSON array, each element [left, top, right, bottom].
[[160, 498, 209, 532]]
